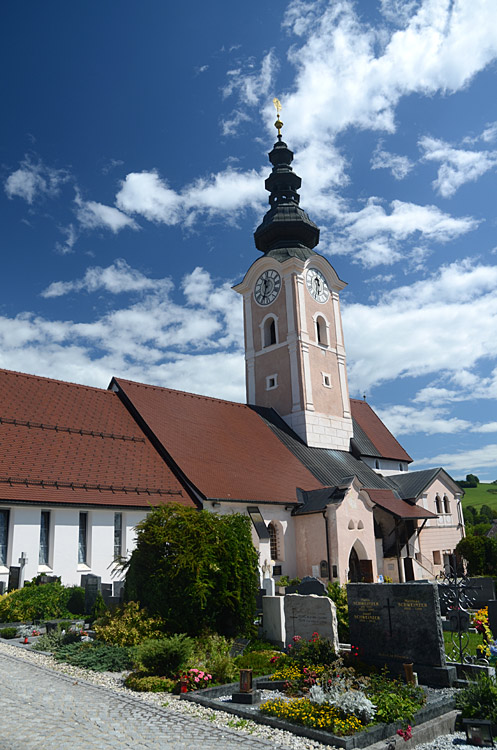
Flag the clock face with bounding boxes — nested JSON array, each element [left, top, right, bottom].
[[254, 269, 281, 306], [306, 268, 329, 303]]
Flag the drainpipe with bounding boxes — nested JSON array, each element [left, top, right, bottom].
[[322, 510, 331, 581]]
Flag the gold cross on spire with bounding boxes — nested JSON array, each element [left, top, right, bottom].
[[273, 97, 283, 137]]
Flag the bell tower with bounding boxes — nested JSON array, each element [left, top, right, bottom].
[[234, 105, 353, 450]]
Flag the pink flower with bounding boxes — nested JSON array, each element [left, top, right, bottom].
[[204, 676, 209, 680], [194, 677, 200, 683]]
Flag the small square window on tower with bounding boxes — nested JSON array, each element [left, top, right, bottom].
[[266, 374, 278, 390], [322, 372, 332, 388]]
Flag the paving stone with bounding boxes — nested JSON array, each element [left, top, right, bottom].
[[0, 651, 290, 750]]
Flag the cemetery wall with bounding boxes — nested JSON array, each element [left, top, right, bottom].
[[0, 504, 144, 588]]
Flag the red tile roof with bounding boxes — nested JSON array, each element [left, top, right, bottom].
[[350, 399, 412, 463], [113, 378, 324, 503], [366, 489, 436, 519], [0, 369, 190, 508]]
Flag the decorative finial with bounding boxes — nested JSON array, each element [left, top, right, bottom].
[[273, 97, 283, 138]]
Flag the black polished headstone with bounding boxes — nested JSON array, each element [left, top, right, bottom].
[[113, 580, 125, 600], [286, 576, 326, 596], [101, 583, 112, 604], [8, 566, 20, 592], [84, 574, 101, 614], [0, 581, 5, 595], [488, 600, 497, 640], [348, 582, 456, 687]]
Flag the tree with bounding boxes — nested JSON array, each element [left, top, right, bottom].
[[467, 474, 480, 486], [124, 503, 259, 637], [456, 535, 497, 576]]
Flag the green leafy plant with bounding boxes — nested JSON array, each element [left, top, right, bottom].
[[235, 650, 281, 676], [0, 583, 85, 622], [124, 672, 176, 692], [276, 576, 301, 588], [287, 632, 338, 667], [31, 624, 81, 652], [368, 671, 425, 725], [53, 641, 133, 672], [134, 634, 193, 677], [327, 582, 349, 641], [124, 503, 259, 637], [0, 627, 18, 639], [94, 601, 164, 646], [455, 673, 497, 724]]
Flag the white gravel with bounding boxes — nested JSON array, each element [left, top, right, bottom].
[[0, 640, 474, 750]]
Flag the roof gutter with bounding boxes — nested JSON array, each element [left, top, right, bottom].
[[323, 509, 331, 581]]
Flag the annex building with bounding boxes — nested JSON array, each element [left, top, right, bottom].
[[0, 128, 465, 591]]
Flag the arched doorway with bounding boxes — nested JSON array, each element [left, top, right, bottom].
[[348, 547, 361, 582]]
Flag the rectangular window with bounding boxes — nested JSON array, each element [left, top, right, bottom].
[[39, 511, 50, 565], [0, 509, 9, 566], [114, 512, 123, 560], [433, 550, 441, 565], [78, 512, 88, 564]]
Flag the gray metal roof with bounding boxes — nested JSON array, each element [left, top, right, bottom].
[[350, 417, 382, 458], [385, 468, 443, 500], [251, 406, 392, 491]]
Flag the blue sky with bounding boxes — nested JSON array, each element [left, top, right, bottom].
[[2, 0, 497, 481]]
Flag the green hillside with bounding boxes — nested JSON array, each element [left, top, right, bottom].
[[460, 483, 497, 513]]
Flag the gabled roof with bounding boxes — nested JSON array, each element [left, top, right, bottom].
[[0, 369, 190, 508], [350, 399, 412, 463], [366, 489, 437, 520], [386, 467, 453, 501], [112, 378, 324, 504]]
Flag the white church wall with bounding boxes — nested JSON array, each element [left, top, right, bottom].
[[362, 456, 409, 475], [0, 504, 149, 589]]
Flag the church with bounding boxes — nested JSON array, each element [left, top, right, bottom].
[[0, 123, 465, 593]]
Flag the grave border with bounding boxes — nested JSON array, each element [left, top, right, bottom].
[[181, 677, 456, 749]]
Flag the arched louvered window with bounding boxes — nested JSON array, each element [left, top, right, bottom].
[[263, 317, 277, 347], [268, 522, 278, 560], [435, 495, 442, 514]]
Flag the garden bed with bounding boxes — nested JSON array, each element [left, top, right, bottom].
[[181, 680, 456, 749]]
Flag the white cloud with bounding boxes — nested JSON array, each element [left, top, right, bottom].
[[55, 224, 78, 255], [41, 259, 169, 298], [413, 386, 461, 405], [222, 51, 276, 107], [329, 198, 477, 267], [2, 263, 245, 400], [414, 444, 497, 474], [75, 193, 139, 233], [344, 259, 497, 393], [115, 167, 264, 226], [472, 422, 497, 434], [4, 156, 69, 204], [419, 135, 497, 197], [371, 142, 414, 179], [375, 404, 470, 435]]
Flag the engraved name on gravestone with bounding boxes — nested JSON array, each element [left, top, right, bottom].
[[284, 593, 339, 652], [348, 582, 446, 669]]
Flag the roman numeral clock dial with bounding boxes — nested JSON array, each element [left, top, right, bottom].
[[306, 268, 329, 303], [254, 269, 281, 306]]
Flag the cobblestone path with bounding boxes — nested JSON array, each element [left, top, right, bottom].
[[0, 651, 287, 750]]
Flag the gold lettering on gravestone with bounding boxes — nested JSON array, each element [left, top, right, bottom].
[[352, 599, 380, 623], [397, 599, 427, 610]]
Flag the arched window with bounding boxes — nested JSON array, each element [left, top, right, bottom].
[[443, 495, 450, 514], [435, 495, 442, 514], [315, 315, 328, 346], [263, 317, 277, 348], [375, 460, 380, 470], [268, 522, 278, 560]]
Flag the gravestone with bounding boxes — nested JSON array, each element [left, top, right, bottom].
[[286, 576, 326, 596], [113, 580, 125, 600], [84, 574, 102, 615], [445, 609, 470, 633], [262, 577, 275, 597], [348, 582, 456, 687], [488, 600, 497, 640], [8, 566, 20, 592], [101, 583, 112, 604], [0, 580, 5, 595], [262, 595, 285, 649], [284, 593, 339, 653]]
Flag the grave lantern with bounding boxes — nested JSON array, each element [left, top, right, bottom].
[[239, 668, 253, 693], [463, 718, 494, 747]]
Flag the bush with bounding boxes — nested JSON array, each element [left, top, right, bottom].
[[0, 582, 84, 622], [0, 627, 18, 639], [455, 673, 497, 724], [124, 672, 176, 692], [134, 634, 193, 677], [287, 632, 338, 667], [124, 504, 259, 637], [31, 625, 81, 653], [65, 587, 85, 615], [327, 582, 349, 642], [369, 672, 425, 725], [53, 641, 133, 672], [235, 650, 280, 676], [189, 633, 237, 683], [95, 601, 165, 647]]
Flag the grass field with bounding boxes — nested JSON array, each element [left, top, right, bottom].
[[460, 483, 497, 513], [443, 629, 485, 659]]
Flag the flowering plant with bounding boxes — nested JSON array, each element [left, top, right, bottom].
[[180, 668, 213, 692], [397, 725, 412, 741]]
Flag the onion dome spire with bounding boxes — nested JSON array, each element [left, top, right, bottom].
[[254, 99, 320, 261]]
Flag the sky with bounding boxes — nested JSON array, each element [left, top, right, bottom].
[[2, 0, 497, 481]]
